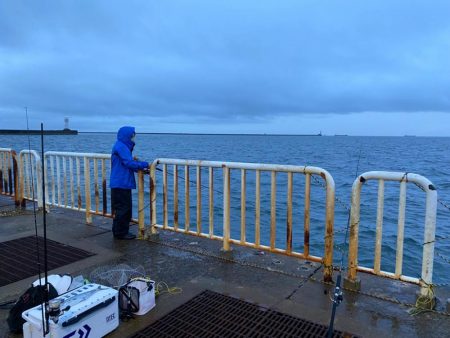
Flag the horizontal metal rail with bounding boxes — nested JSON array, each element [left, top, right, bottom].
[[345, 171, 437, 297], [150, 158, 335, 282]]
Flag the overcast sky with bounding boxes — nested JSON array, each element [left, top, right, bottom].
[[1, 0, 449, 135]]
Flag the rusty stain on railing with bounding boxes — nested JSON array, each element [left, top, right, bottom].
[[138, 170, 145, 238]]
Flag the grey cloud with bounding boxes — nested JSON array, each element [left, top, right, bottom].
[[1, 0, 450, 130]]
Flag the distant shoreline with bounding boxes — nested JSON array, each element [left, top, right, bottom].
[[0, 129, 78, 135], [79, 131, 323, 136]]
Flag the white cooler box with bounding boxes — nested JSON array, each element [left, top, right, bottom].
[[22, 283, 119, 338]]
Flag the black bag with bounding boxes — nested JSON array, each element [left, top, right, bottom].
[[7, 284, 58, 333], [118, 284, 140, 320]]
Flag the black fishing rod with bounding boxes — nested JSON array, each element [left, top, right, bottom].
[[41, 123, 50, 335], [326, 149, 362, 338], [25, 108, 47, 334]]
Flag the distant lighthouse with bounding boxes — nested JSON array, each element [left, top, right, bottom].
[[64, 117, 70, 130]]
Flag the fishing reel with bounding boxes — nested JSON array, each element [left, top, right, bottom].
[[331, 285, 343, 305]]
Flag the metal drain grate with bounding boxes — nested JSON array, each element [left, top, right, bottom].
[[129, 290, 359, 338], [0, 236, 95, 287]]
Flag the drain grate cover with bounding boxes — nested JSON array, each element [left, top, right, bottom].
[[130, 290, 358, 338], [0, 236, 95, 287]]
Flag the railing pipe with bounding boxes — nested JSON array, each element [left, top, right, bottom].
[[346, 171, 437, 297], [138, 170, 145, 238], [223, 166, 231, 251], [83, 156, 92, 224]]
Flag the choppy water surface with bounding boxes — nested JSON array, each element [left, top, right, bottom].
[[2, 134, 449, 283]]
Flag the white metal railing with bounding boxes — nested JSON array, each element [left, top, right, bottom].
[[148, 158, 336, 282], [4, 147, 441, 291], [18, 150, 43, 208], [44, 152, 111, 224], [345, 171, 437, 297]]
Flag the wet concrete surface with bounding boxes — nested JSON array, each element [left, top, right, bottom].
[[0, 195, 449, 338]]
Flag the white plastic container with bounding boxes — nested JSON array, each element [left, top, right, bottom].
[[127, 279, 155, 315], [22, 283, 119, 338]]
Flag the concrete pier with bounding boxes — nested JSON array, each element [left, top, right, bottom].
[[0, 195, 449, 338]]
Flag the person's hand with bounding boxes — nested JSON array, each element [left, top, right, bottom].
[[134, 156, 139, 160]]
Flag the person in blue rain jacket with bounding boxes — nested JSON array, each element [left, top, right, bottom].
[[110, 126, 149, 239]]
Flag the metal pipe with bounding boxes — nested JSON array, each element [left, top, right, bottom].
[[138, 170, 145, 238], [102, 159, 107, 215], [223, 166, 231, 251], [163, 164, 168, 229], [56, 156, 61, 206], [50, 155, 55, 205], [255, 170, 261, 247], [304, 173, 311, 257], [196, 165, 201, 235], [347, 179, 362, 282], [153, 158, 331, 175], [93, 159, 99, 212], [63, 156, 68, 207], [270, 171, 276, 250], [83, 157, 92, 224], [150, 163, 156, 232], [76, 157, 81, 210], [12, 151, 19, 206], [173, 165, 179, 230], [395, 181, 407, 278], [208, 167, 213, 238], [185, 165, 190, 232], [69, 157, 74, 208], [240, 169, 246, 244], [374, 179, 385, 274], [286, 172, 293, 254], [324, 172, 335, 282], [421, 184, 437, 295]]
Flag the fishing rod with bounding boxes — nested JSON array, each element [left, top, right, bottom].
[[40, 122, 50, 335], [326, 149, 362, 338], [25, 108, 47, 334]]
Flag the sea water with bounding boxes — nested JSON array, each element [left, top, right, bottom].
[[1, 134, 449, 283]]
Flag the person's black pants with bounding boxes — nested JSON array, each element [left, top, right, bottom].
[[111, 188, 132, 237]]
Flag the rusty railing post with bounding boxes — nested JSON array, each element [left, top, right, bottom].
[[323, 172, 335, 283], [150, 162, 157, 234], [138, 170, 145, 238], [222, 166, 231, 251], [344, 178, 362, 291], [84, 156, 92, 224], [12, 151, 20, 206]]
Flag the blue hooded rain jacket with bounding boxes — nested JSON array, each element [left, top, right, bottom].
[[110, 126, 149, 189]]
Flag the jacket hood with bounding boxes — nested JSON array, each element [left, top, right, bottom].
[[117, 126, 135, 149]]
